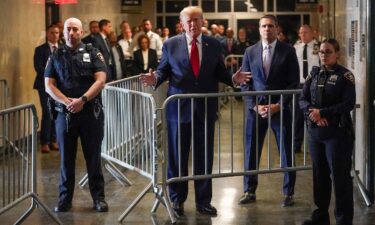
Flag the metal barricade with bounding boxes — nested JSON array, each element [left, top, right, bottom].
[[101, 86, 173, 223], [78, 75, 167, 188], [152, 89, 310, 223], [0, 104, 61, 225], [0, 79, 9, 110]]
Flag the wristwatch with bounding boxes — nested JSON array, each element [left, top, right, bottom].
[[81, 95, 88, 103]]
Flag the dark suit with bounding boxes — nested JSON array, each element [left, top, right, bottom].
[[155, 34, 233, 206], [241, 40, 299, 196], [82, 34, 96, 44], [92, 33, 116, 81], [133, 48, 158, 75], [33, 43, 56, 145]]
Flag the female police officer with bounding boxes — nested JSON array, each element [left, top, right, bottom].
[[300, 39, 355, 225]]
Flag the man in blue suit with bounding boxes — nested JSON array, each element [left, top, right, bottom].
[[239, 15, 299, 207], [33, 24, 60, 153], [92, 19, 116, 82], [140, 6, 250, 217]]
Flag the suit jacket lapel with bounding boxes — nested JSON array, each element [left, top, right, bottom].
[[181, 35, 196, 78], [199, 36, 207, 79], [267, 40, 280, 81]]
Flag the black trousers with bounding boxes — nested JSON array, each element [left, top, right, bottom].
[[308, 126, 353, 224], [167, 116, 215, 207], [37, 90, 56, 144], [55, 108, 105, 203]]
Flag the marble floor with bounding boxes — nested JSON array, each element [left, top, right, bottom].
[[1, 102, 374, 225]]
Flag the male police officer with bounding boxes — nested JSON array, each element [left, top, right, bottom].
[[44, 17, 108, 213]]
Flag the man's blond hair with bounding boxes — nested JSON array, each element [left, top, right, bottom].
[[180, 6, 203, 20]]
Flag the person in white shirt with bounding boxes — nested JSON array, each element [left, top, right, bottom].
[[129, 19, 163, 59], [293, 24, 321, 153]]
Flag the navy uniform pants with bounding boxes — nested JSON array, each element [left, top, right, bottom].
[[38, 90, 56, 145], [55, 107, 105, 204], [308, 126, 353, 225], [243, 110, 296, 196], [167, 115, 215, 207]]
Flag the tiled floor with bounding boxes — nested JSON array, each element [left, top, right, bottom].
[[1, 102, 374, 225]]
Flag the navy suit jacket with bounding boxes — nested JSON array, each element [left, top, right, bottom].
[[241, 40, 299, 110], [33, 43, 52, 90], [133, 48, 158, 74], [92, 33, 116, 81], [155, 34, 233, 122]]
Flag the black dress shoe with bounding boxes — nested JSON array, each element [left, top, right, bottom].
[[172, 202, 184, 216], [302, 219, 330, 225], [238, 192, 256, 205], [54, 202, 72, 212], [196, 204, 217, 216], [281, 195, 294, 207], [93, 199, 108, 212], [302, 210, 330, 225]]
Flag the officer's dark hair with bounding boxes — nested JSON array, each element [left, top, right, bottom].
[[259, 15, 278, 26], [137, 34, 150, 49], [142, 19, 151, 24], [99, 19, 111, 30], [321, 38, 340, 52], [89, 20, 99, 26]]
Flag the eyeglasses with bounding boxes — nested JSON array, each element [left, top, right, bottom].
[[318, 50, 334, 56]]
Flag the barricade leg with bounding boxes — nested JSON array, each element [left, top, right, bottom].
[[105, 160, 133, 186], [79, 159, 132, 188], [118, 181, 153, 223]]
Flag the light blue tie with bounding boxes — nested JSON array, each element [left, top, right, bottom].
[[263, 45, 272, 78]]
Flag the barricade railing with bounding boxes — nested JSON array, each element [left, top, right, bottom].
[[0, 104, 61, 225], [151, 89, 309, 223], [78, 75, 167, 188], [101, 86, 174, 223], [0, 79, 9, 110]]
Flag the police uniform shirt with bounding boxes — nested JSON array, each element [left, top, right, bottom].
[[301, 64, 356, 124], [44, 43, 107, 98], [294, 39, 320, 84]]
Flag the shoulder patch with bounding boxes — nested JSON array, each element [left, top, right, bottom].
[[344, 72, 355, 85], [96, 52, 105, 63]]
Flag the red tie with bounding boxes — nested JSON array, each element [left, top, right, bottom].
[[190, 38, 200, 77]]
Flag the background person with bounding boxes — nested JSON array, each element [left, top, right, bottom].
[[33, 24, 60, 153], [239, 14, 299, 207]]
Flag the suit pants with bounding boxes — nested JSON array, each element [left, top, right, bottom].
[[308, 126, 353, 224], [243, 110, 296, 196], [293, 84, 305, 152], [55, 108, 105, 204], [167, 116, 215, 207], [38, 90, 56, 145]]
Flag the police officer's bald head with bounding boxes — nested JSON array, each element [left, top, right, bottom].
[[64, 17, 84, 49]]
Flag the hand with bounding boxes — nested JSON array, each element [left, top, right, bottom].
[[308, 108, 321, 123], [232, 67, 251, 85], [66, 97, 84, 113], [253, 105, 268, 118], [316, 118, 329, 127], [139, 68, 157, 87]]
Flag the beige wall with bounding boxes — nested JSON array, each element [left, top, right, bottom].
[[0, 0, 45, 107]]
